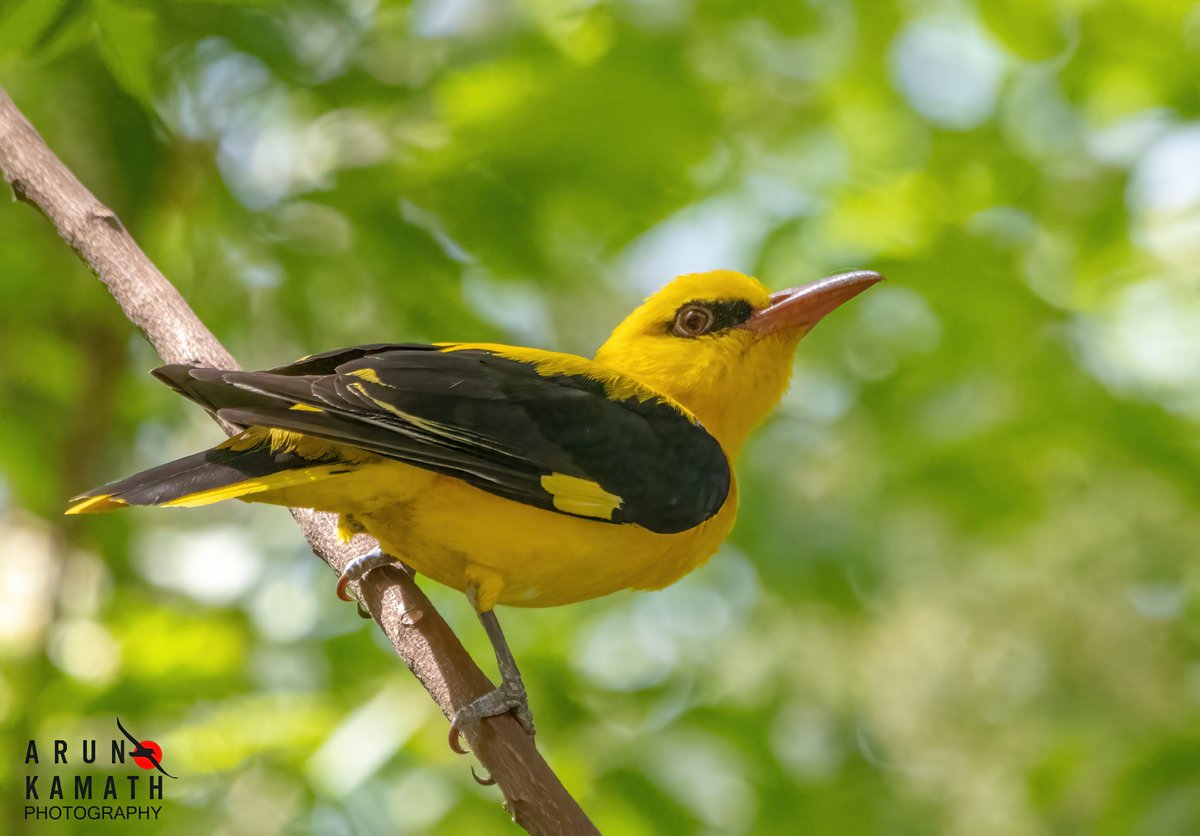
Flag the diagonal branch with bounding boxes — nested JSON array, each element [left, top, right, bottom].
[[0, 84, 597, 835]]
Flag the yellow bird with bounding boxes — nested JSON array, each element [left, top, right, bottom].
[[68, 269, 880, 735]]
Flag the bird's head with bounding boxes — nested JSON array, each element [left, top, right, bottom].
[[594, 269, 881, 456]]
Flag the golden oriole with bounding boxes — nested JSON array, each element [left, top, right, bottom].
[[68, 268, 880, 735]]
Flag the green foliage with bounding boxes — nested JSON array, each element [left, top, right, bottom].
[[3, 0, 1200, 833], [93, 0, 161, 106]]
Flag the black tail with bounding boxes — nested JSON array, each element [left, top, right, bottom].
[[66, 442, 330, 514]]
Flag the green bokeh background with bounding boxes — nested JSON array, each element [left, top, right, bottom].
[[3, 0, 1200, 833]]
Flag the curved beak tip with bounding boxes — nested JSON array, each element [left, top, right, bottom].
[[748, 270, 884, 336]]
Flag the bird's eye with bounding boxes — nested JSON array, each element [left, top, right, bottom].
[[672, 304, 716, 337]]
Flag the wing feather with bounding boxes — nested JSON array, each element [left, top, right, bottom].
[[157, 345, 730, 533]]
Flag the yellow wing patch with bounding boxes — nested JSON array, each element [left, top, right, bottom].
[[347, 382, 491, 447], [219, 427, 376, 463], [540, 472, 622, 520], [348, 368, 386, 385], [290, 403, 324, 413]]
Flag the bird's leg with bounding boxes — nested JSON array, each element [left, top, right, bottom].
[[449, 591, 535, 750]]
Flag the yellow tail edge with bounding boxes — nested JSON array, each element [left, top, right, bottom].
[[65, 494, 129, 515], [66, 463, 363, 516]]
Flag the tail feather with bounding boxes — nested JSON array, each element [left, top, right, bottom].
[[66, 443, 343, 515]]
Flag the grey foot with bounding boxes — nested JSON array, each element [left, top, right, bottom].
[[458, 679, 535, 735], [448, 678, 535, 756]]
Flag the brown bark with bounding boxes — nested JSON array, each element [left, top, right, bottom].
[[0, 84, 598, 835]]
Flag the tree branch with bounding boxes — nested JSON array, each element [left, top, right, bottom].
[[0, 84, 597, 835]]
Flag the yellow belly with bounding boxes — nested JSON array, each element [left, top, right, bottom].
[[257, 459, 737, 610]]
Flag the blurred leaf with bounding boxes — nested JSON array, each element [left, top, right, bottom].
[[93, 0, 160, 106], [34, 3, 97, 65], [0, 0, 71, 66], [979, 0, 1073, 61]]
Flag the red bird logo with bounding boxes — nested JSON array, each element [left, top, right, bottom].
[[116, 717, 176, 779]]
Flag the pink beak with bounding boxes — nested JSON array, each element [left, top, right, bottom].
[[746, 270, 883, 336]]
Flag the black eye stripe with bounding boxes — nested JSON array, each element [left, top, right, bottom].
[[708, 300, 754, 330], [668, 299, 754, 337]]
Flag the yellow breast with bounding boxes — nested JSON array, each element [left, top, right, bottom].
[[261, 457, 737, 610]]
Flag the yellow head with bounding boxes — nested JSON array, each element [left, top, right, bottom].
[[594, 269, 881, 456]]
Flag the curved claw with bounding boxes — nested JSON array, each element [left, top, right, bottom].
[[336, 548, 393, 603], [471, 765, 496, 786], [451, 724, 495, 785], [448, 724, 469, 755]]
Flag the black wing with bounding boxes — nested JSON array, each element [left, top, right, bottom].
[[154, 345, 730, 534]]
